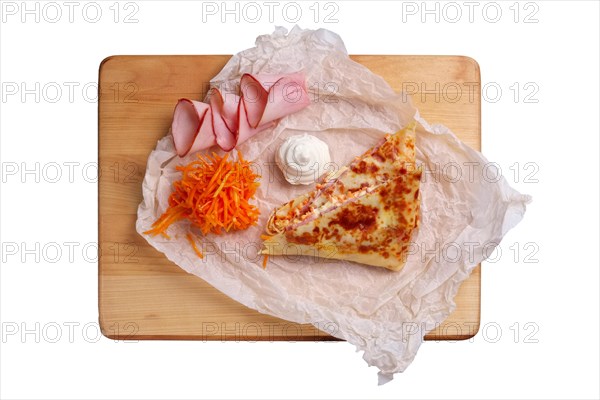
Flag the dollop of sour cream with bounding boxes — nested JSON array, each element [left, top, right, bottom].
[[276, 134, 331, 185]]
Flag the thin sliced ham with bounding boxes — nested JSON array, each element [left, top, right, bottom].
[[172, 99, 215, 157], [237, 98, 275, 145], [240, 72, 311, 129], [171, 72, 310, 156], [209, 89, 239, 152]]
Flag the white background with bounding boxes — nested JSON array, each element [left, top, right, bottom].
[[1, 1, 598, 399]]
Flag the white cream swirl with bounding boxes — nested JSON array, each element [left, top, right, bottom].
[[276, 134, 331, 185]]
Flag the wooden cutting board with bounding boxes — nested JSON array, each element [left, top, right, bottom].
[[98, 55, 481, 341]]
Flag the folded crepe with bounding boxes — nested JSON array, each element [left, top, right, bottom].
[[262, 123, 422, 271]]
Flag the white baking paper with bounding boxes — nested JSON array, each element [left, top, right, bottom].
[[136, 26, 531, 384]]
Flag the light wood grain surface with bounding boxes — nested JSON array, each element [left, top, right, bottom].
[[98, 55, 481, 341]]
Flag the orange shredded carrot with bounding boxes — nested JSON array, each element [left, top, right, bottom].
[[186, 233, 203, 259], [262, 254, 268, 269], [144, 151, 261, 254]]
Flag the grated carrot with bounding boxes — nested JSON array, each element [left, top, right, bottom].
[[144, 151, 260, 257], [186, 233, 203, 259]]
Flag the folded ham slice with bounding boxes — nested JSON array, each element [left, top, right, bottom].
[[172, 72, 310, 156], [240, 72, 311, 129], [171, 99, 216, 156]]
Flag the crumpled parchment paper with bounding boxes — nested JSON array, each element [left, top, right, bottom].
[[136, 26, 531, 384]]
